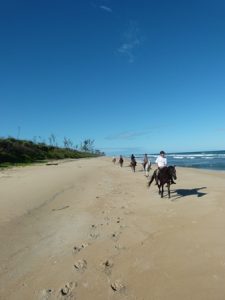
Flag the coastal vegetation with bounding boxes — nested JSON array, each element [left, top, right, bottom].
[[0, 137, 105, 167]]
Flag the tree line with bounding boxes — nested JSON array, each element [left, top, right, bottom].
[[0, 135, 105, 165]]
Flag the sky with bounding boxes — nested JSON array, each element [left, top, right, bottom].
[[1, 0, 225, 155]]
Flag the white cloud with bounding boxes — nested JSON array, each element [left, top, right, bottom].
[[118, 21, 143, 63], [99, 5, 112, 13]]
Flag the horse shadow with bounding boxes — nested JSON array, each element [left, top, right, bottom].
[[171, 187, 207, 200]]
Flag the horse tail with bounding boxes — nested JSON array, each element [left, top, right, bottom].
[[148, 170, 156, 187]]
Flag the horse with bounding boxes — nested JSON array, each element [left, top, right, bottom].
[[130, 159, 137, 172], [148, 166, 177, 198], [119, 157, 124, 167], [143, 161, 151, 177], [112, 157, 116, 164]]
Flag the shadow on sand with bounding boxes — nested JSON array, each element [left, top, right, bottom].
[[171, 187, 207, 200]]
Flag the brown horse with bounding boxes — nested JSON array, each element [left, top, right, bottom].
[[148, 166, 177, 198], [130, 160, 137, 172], [119, 157, 124, 167], [130, 155, 137, 172]]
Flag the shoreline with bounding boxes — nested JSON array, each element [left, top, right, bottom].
[[1, 154, 225, 174], [116, 150, 225, 173], [113, 156, 225, 174]]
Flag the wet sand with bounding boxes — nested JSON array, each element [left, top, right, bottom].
[[0, 157, 225, 299]]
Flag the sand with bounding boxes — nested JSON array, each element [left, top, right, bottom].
[[0, 157, 225, 300]]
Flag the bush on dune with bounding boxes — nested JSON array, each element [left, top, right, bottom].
[[0, 137, 104, 165]]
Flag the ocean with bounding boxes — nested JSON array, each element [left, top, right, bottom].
[[131, 150, 225, 172]]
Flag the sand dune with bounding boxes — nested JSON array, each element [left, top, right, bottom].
[[0, 157, 225, 299]]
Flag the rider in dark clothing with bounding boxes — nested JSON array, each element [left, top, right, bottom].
[[131, 154, 137, 165], [119, 155, 124, 167]]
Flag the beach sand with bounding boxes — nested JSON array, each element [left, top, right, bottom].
[[0, 157, 225, 300]]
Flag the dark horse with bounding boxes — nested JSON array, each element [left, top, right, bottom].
[[130, 154, 137, 172], [130, 160, 137, 172], [148, 166, 177, 198], [119, 157, 124, 167]]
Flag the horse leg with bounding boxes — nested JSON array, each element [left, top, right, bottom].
[[168, 183, 171, 198], [156, 182, 164, 197], [161, 184, 164, 198], [145, 163, 149, 177], [158, 185, 161, 195], [148, 172, 156, 187], [155, 169, 160, 185]]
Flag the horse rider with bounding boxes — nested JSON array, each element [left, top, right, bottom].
[[155, 151, 176, 184], [130, 154, 137, 171], [119, 155, 124, 167], [131, 154, 136, 164], [143, 153, 151, 177]]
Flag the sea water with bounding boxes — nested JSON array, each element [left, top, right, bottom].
[[132, 151, 225, 172]]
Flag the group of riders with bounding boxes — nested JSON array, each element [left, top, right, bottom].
[[112, 150, 176, 185]]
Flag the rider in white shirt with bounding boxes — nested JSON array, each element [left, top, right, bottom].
[[155, 151, 176, 184], [155, 151, 167, 168]]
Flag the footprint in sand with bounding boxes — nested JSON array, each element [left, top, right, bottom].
[[103, 217, 110, 226], [111, 280, 126, 293], [58, 282, 77, 299], [89, 224, 100, 239], [89, 232, 100, 239], [73, 243, 88, 254], [74, 259, 87, 272], [111, 232, 121, 241], [39, 288, 54, 300], [101, 259, 113, 275], [114, 243, 126, 251], [116, 217, 121, 223]]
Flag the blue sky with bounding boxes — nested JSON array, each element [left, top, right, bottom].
[[1, 0, 225, 155]]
